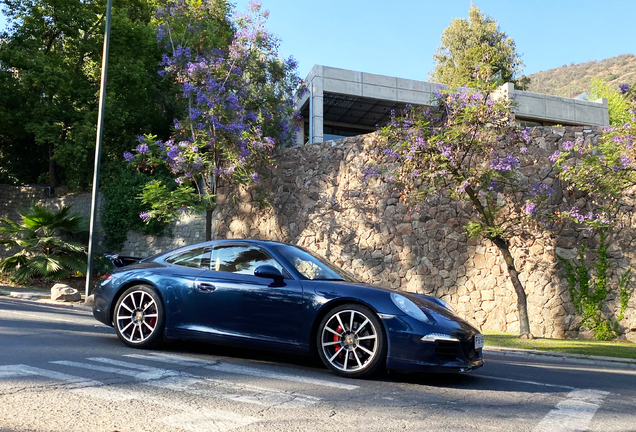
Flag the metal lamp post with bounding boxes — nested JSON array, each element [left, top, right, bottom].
[[85, 0, 113, 302]]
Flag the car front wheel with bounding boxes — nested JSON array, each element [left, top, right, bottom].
[[113, 285, 164, 348], [317, 304, 386, 378]]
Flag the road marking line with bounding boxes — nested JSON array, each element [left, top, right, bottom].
[[533, 389, 609, 432], [87, 357, 179, 375], [0, 364, 102, 388], [0, 365, 35, 379], [0, 362, 259, 430], [126, 352, 359, 390], [204, 362, 359, 390], [160, 410, 257, 432], [478, 374, 577, 390], [145, 375, 320, 408], [71, 386, 137, 402], [47, 357, 319, 408], [0, 310, 78, 324], [50, 360, 180, 381], [125, 352, 207, 367]]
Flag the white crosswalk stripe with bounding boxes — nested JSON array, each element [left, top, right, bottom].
[[124, 352, 360, 390], [0, 364, 102, 388], [0, 354, 616, 431], [50, 359, 181, 380], [533, 389, 610, 432], [1, 356, 315, 430], [50, 356, 321, 407], [160, 409, 257, 432], [146, 375, 319, 408]]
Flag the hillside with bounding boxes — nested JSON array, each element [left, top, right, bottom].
[[526, 54, 636, 98]]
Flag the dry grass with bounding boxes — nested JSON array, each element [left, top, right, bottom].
[[526, 53, 636, 98]]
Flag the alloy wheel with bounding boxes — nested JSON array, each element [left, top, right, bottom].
[[116, 289, 159, 344], [320, 308, 380, 373]]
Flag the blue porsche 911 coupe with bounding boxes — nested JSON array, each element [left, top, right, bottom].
[[92, 239, 483, 378]]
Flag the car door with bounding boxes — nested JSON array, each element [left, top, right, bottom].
[[160, 245, 212, 332], [192, 243, 305, 347]]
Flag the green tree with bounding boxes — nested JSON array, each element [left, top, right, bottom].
[[429, 4, 527, 89], [126, 0, 302, 240], [551, 100, 636, 218], [0, 204, 87, 282], [588, 78, 631, 127], [0, 0, 176, 189]]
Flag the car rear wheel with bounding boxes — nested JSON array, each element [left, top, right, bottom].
[[317, 304, 386, 378], [114, 285, 164, 348]]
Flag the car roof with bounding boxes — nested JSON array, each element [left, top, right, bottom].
[[147, 239, 292, 261]]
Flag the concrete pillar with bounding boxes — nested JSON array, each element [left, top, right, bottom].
[[295, 122, 304, 146], [495, 82, 516, 123], [310, 66, 324, 143]]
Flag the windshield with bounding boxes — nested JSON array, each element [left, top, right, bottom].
[[272, 244, 359, 282]]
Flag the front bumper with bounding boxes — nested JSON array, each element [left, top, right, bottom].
[[383, 315, 484, 373]]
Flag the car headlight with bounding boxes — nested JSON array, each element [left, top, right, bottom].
[[390, 293, 431, 324]]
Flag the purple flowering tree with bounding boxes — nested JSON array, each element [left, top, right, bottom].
[[369, 85, 556, 337], [125, 0, 302, 240], [551, 100, 636, 228]]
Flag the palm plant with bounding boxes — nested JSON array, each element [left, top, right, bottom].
[[0, 204, 87, 282]]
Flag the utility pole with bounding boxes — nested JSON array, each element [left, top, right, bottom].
[[85, 0, 113, 302]]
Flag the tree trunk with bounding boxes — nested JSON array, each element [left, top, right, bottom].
[[205, 205, 213, 241], [491, 236, 532, 337], [205, 174, 218, 242], [48, 143, 57, 188]]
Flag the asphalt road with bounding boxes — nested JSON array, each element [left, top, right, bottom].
[[1, 297, 635, 432]]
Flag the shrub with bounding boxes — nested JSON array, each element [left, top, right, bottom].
[[0, 204, 87, 282], [558, 231, 632, 340]]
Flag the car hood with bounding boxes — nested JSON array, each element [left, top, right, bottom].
[[315, 279, 479, 333], [321, 281, 461, 318]]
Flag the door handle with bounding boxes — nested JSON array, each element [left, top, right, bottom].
[[197, 282, 216, 292]]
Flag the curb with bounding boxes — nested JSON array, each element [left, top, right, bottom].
[[484, 346, 636, 369], [0, 289, 93, 311]]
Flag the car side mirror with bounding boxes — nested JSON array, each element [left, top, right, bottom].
[[254, 265, 284, 283]]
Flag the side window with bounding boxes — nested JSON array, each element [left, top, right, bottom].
[[211, 245, 284, 275], [165, 247, 211, 269]]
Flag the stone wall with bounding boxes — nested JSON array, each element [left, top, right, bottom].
[[0, 185, 207, 259], [0, 186, 104, 257], [118, 214, 206, 257], [214, 127, 636, 341], [2, 127, 635, 341]]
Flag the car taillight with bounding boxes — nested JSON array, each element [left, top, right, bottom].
[[101, 274, 112, 281]]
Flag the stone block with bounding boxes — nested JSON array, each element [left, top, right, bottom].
[[474, 254, 486, 269], [51, 284, 81, 302], [481, 289, 495, 301]]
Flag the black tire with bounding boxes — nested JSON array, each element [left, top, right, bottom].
[[113, 285, 165, 349], [316, 303, 386, 378]]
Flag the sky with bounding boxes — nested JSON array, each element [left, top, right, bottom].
[[1, 0, 635, 81]]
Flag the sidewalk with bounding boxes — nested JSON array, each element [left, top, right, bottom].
[[0, 286, 93, 311]]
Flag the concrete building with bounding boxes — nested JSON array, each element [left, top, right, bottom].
[[295, 65, 609, 145]]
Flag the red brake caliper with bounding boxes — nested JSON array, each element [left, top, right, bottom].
[[145, 302, 156, 328], [334, 325, 344, 358]]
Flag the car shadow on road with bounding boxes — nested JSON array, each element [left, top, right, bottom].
[[151, 339, 538, 392]]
